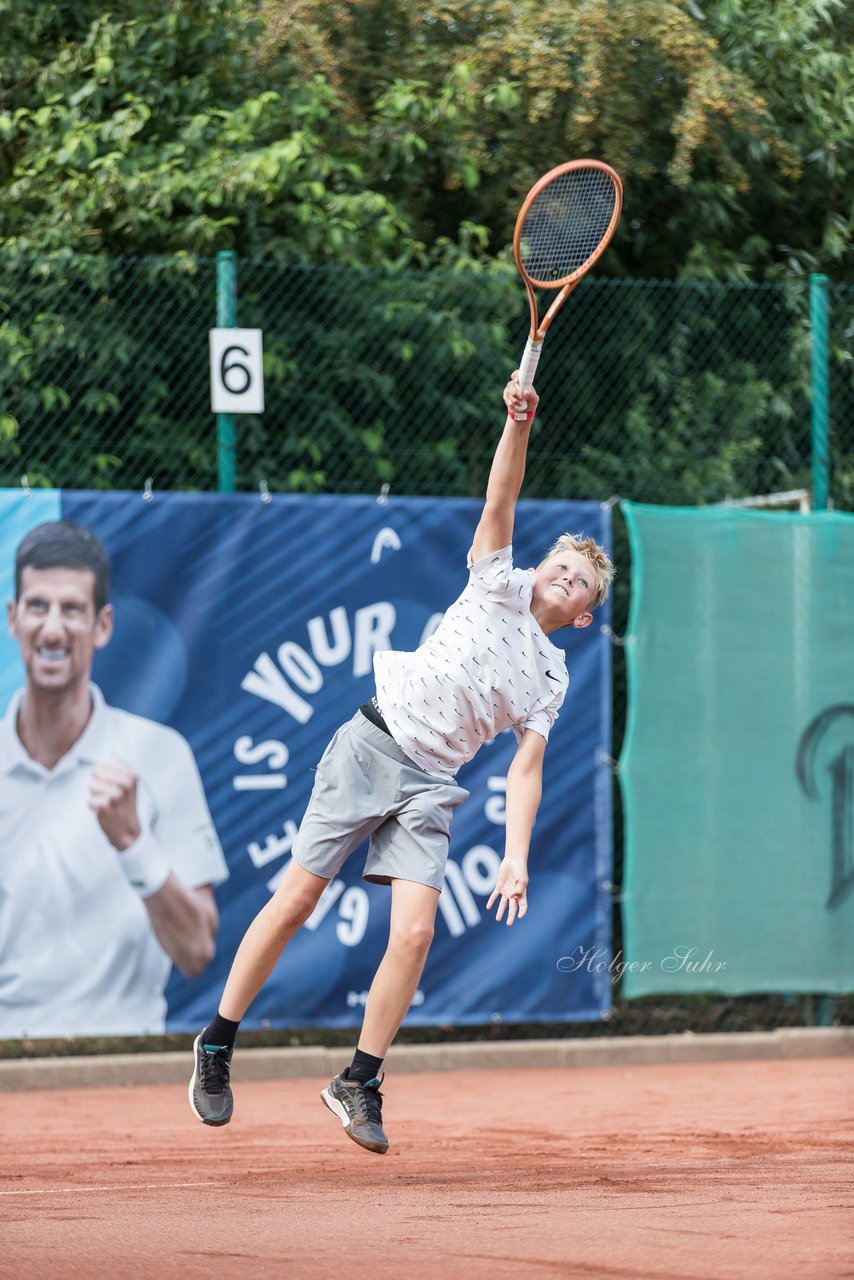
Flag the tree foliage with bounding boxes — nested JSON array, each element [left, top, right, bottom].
[[0, 0, 493, 264], [703, 0, 854, 279], [260, 0, 853, 280], [0, 0, 851, 508], [1, 0, 851, 275]]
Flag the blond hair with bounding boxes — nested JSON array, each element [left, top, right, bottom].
[[538, 533, 614, 608]]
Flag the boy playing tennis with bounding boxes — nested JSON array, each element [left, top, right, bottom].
[[189, 372, 613, 1153]]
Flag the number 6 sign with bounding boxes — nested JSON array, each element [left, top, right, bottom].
[[209, 328, 265, 414]]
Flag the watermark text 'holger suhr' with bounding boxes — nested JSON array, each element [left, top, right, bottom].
[[557, 946, 727, 982]]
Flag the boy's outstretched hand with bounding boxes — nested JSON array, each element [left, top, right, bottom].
[[502, 371, 539, 422], [486, 856, 529, 926]]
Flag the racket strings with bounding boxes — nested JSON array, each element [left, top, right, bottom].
[[519, 168, 618, 285]]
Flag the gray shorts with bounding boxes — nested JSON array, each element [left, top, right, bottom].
[[291, 711, 469, 892]]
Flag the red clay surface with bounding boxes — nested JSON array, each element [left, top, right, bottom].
[[1, 1057, 852, 1280]]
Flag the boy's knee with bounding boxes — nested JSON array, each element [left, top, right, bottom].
[[391, 919, 435, 957], [268, 890, 318, 934]]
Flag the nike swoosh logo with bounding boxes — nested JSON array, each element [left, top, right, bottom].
[[545, 669, 560, 682]]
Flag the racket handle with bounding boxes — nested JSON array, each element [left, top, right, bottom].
[[513, 338, 543, 420]]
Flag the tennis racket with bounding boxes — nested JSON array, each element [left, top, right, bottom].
[[512, 159, 623, 418]]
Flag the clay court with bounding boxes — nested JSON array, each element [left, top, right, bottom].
[[1, 1053, 852, 1280]]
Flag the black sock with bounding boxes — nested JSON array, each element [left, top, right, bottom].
[[202, 1012, 240, 1051], [348, 1048, 384, 1086]]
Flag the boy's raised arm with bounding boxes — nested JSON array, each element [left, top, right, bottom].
[[470, 373, 540, 563]]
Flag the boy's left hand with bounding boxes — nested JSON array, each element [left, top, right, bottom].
[[486, 856, 529, 925]]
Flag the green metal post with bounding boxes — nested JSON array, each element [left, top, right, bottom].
[[804, 994, 835, 1027], [216, 250, 237, 493], [807, 275, 834, 1026], [815, 995, 835, 1026], [810, 273, 830, 512]]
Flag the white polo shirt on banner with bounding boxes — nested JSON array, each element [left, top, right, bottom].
[[374, 544, 569, 778], [0, 684, 228, 1038]]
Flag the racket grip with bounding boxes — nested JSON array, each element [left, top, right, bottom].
[[514, 338, 543, 420]]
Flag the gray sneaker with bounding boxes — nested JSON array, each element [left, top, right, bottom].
[[320, 1070, 389, 1154], [188, 1033, 234, 1127]]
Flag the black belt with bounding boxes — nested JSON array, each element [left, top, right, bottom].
[[358, 696, 391, 737], [360, 696, 392, 737]]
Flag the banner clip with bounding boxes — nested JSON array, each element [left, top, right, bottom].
[[20, 474, 30, 498], [377, 483, 390, 507], [259, 479, 272, 504], [601, 624, 629, 646], [143, 478, 154, 502]]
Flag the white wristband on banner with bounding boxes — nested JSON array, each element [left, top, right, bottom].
[[118, 833, 171, 899]]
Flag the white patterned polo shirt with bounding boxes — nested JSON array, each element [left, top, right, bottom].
[[374, 544, 568, 778]]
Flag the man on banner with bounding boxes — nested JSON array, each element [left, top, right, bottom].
[[0, 521, 228, 1037]]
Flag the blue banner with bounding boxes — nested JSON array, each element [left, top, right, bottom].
[[1, 490, 612, 1033]]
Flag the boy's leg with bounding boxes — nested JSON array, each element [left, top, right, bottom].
[[217, 860, 329, 1020], [358, 877, 439, 1057], [321, 878, 439, 1154], [189, 859, 328, 1126]]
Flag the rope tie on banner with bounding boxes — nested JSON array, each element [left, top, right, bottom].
[[20, 475, 31, 498], [259, 479, 272, 504], [142, 478, 154, 502], [600, 494, 620, 511], [377, 483, 390, 507]]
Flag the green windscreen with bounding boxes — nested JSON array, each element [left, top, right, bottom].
[[620, 503, 854, 996]]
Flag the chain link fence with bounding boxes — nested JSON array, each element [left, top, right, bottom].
[[1, 254, 851, 509], [2, 255, 850, 1036]]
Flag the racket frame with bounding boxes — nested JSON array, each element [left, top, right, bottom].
[[512, 159, 623, 412]]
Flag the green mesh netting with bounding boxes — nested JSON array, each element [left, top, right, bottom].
[[620, 502, 854, 995]]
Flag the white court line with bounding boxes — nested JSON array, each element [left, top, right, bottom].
[[0, 1181, 224, 1197]]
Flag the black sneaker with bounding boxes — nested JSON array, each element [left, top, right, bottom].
[[188, 1033, 234, 1127], [320, 1070, 389, 1154]]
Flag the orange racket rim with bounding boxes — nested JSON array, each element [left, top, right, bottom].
[[513, 158, 623, 291]]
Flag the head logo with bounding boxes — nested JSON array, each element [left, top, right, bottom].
[[796, 704, 854, 910]]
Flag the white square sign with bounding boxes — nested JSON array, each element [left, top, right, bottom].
[[209, 328, 265, 414]]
